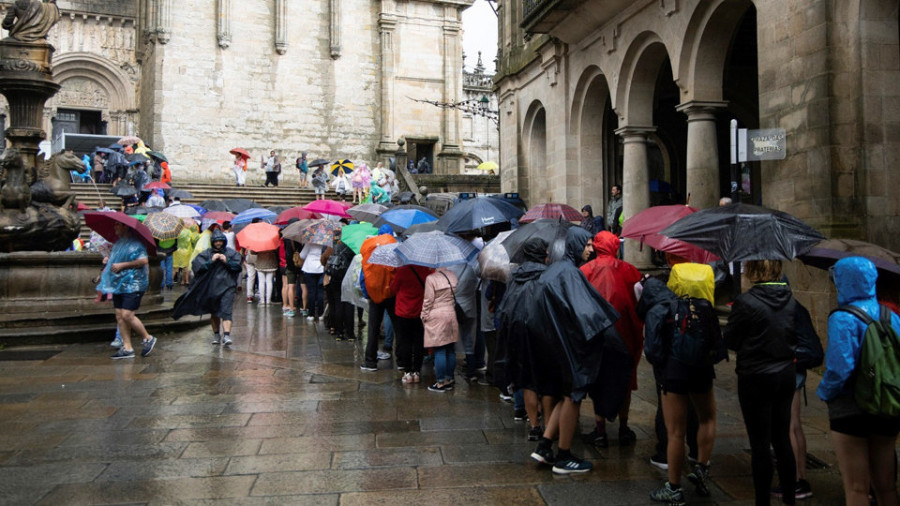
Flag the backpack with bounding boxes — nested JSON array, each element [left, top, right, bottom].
[[670, 296, 723, 367], [832, 305, 900, 417], [793, 301, 824, 370]]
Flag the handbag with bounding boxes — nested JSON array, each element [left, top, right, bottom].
[[439, 271, 466, 321], [292, 250, 303, 269]]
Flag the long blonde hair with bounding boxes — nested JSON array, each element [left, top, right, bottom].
[[744, 259, 783, 283]]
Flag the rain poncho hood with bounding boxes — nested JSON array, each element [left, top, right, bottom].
[[818, 256, 900, 401], [210, 229, 227, 249], [667, 263, 715, 304], [563, 226, 593, 265], [96, 237, 149, 294], [172, 239, 243, 320], [592, 231, 619, 257], [522, 237, 548, 264], [378, 224, 394, 236]]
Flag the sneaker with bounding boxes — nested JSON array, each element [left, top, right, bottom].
[[499, 388, 513, 403], [552, 455, 593, 475], [222, 336, 232, 347], [650, 454, 669, 471], [513, 409, 527, 421], [110, 337, 123, 348], [401, 372, 414, 384], [618, 426, 637, 446], [583, 427, 608, 448], [376, 350, 391, 360], [773, 479, 813, 500], [211, 335, 221, 345], [247, 297, 253, 303], [530, 444, 555, 465], [140, 336, 157, 357], [411, 372, 420, 383], [528, 425, 543, 441], [428, 382, 451, 393], [650, 482, 685, 506], [306, 315, 315, 321], [111, 348, 135, 359], [285, 310, 295, 318], [687, 463, 711, 497], [360, 363, 378, 372]]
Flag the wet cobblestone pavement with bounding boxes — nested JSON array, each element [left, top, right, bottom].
[[0, 291, 849, 505]]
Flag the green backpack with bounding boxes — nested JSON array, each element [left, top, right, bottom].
[[833, 305, 900, 417]]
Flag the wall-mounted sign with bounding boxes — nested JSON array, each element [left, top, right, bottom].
[[731, 122, 786, 162]]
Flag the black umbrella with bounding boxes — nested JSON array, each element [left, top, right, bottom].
[[200, 199, 231, 212], [798, 239, 900, 280], [403, 221, 443, 237], [95, 147, 118, 155], [147, 151, 168, 163], [395, 191, 418, 205], [308, 158, 329, 167], [127, 153, 151, 164], [107, 143, 124, 151], [661, 203, 826, 263], [111, 182, 138, 197], [267, 205, 292, 215], [222, 198, 262, 214], [436, 196, 524, 233], [169, 189, 193, 200], [501, 218, 573, 264]]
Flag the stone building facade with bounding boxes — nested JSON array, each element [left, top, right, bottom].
[[1, 0, 479, 182], [461, 52, 499, 173], [495, 0, 900, 275]]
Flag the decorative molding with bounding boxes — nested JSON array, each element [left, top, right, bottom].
[[602, 24, 619, 54], [275, 0, 287, 55], [155, 0, 171, 44], [330, 0, 341, 58], [659, 0, 678, 17], [217, 0, 231, 49]]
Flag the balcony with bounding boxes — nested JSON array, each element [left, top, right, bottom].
[[521, 0, 580, 33], [520, 0, 633, 40]]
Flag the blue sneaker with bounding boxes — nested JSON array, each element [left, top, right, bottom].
[[111, 348, 135, 359], [140, 336, 157, 357], [552, 455, 592, 474], [110, 337, 124, 348]]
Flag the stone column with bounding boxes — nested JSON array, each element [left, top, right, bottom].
[[274, 0, 287, 55], [376, 14, 397, 155], [217, 0, 231, 49], [615, 126, 655, 268], [330, 0, 341, 58], [436, 20, 463, 174], [675, 100, 727, 209], [154, 0, 171, 44]]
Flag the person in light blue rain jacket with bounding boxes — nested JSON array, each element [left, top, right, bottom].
[[818, 256, 900, 506]]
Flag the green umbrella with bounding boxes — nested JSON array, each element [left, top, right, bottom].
[[340, 223, 378, 254]]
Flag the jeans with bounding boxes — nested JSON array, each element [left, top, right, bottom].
[[394, 316, 424, 373], [364, 298, 395, 365], [738, 366, 796, 506], [434, 343, 456, 383], [514, 389, 525, 411], [160, 255, 173, 289], [305, 272, 324, 316], [383, 310, 394, 350]]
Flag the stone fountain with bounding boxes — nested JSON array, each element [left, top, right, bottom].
[[0, 1, 169, 344]]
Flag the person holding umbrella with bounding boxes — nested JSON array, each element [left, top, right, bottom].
[[96, 221, 156, 359], [232, 152, 247, 187]]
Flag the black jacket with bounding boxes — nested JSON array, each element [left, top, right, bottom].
[[638, 277, 679, 368], [497, 261, 549, 394], [172, 239, 242, 320], [724, 282, 798, 376]]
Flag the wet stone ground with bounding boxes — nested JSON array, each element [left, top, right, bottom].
[[0, 291, 849, 505]]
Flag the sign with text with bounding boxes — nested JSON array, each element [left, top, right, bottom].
[[735, 128, 787, 162]]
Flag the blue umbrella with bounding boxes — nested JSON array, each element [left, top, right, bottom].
[[436, 197, 524, 233], [185, 204, 207, 215], [395, 230, 478, 268], [375, 207, 438, 233], [232, 207, 277, 225]]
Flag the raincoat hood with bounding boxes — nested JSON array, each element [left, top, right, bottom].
[[667, 263, 715, 304], [378, 224, 394, 236], [511, 261, 546, 283], [637, 277, 677, 319], [581, 205, 593, 216], [522, 237, 548, 264], [593, 231, 620, 258], [833, 256, 878, 306], [210, 229, 227, 249], [564, 227, 593, 264]]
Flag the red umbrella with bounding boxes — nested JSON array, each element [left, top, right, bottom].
[[202, 211, 236, 223], [83, 211, 157, 256], [519, 203, 582, 223], [229, 148, 250, 159], [274, 207, 321, 225], [76, 202, 91, 212], [621, 205, 718, 264], [143, 181, 171, 191], [236, 222, 281, 252], [303, 199, 352, 219]]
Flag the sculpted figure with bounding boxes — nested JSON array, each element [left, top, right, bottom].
[[2, 0, 60, 43], [30, 151, 85, 207], [0, 148, 31, 211]]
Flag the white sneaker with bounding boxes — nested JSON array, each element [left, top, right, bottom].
[[376, 350, 391, 360]]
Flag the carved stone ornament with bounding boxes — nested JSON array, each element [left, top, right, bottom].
[[1, 0, 61, 44]]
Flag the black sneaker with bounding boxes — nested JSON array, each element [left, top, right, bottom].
[[582, 427, 608, 448], [140, 336, 157, 357], [110, 348, 135, 359], [530, 444, 555, 465], [650, 482, 685, 506], [499, 389, 513, 403], [618, 426, 637, 446], [211, 335, 221, 345], [688, 463, 711, 497], [650, 454, 669, 471], [360, 363, 378, 372], [513, 409, 527, 421], [528, 426, 543, 441], [773, 479, 813, 500], [552, 455, 592, 475]]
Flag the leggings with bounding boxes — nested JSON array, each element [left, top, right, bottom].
[[433, 343, 456, 383], [738, 366, 796, 506], [245, 264, 257, 297], [258, 270, 275, 304], [394, 316, 425, 373]]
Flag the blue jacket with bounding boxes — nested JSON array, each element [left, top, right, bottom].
[[817, 256, 900, 401]]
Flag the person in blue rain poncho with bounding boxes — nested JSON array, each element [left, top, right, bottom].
[[818, 256, 900, 506], [98, 222, 156, 359]]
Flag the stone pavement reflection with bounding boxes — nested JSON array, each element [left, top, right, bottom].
[[0, 293, 849, 505]]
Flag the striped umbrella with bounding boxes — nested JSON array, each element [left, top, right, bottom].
[[331, 159, 354, 176], [396, 230, 478, 268], [143, 212, 184, 241], [368, 242, 403, 268]]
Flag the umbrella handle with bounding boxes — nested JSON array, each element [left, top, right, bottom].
[[639, 234, 644, 252]]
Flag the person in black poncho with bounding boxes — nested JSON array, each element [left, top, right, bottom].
[[173, 229, 243, 346]]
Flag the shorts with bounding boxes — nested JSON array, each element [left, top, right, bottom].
[[314, 187, 326, 195], [831, 414, 900, 438], [113, 292, 144, 311], [795, 370, 807, 391], [286, 269, 297, 284], [659, 358, 715, 396], [214, 289, 236, 320]]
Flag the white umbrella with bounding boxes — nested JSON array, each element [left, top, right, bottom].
[[163, 204, 200, 219]]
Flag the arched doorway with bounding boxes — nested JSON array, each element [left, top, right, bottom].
[[572, 67, 620, 211], [522, 101, 547, 205]]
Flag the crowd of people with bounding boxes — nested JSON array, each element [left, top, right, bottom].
[[89, 181, 900, 506]]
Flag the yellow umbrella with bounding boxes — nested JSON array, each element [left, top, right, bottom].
[[477, 161, 499, 172], [331, 159, 354, 176]]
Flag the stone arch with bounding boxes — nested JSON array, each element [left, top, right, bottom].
[[571, 66, 614, 210], [616, 31, 671, 127], [521, 100, 547, 205], [677, 0, 754, 103], [50, 52, 137, 135]]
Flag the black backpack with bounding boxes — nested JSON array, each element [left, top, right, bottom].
[[670, 297, 724, 367], [325, 245, 353, 276]]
